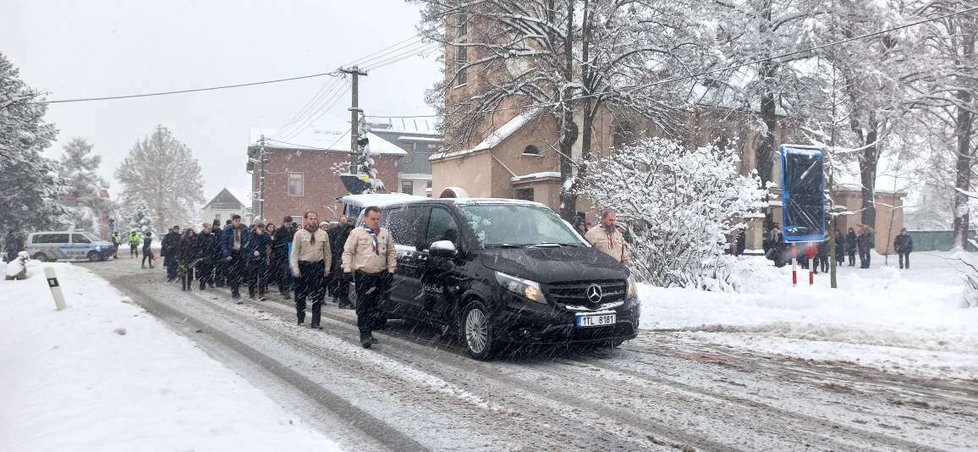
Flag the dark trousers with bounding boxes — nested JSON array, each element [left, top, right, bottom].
[[332, 268, 351, 305], [295, 261, 326, 325], [799, 257, 809, 269], [131, 244, 138, 257], [278, 259, 292, 294], [848, 251, 856, 266], [354, 271, 389, 338], [166, 259, 178, 279], [247, 260, 267, 296], [198, 260, 214, 289], [818, 256, 828, 273], [142, 248, 153, 267], [227, 251, 246, 296], [899, 252, 910, 269], [859, 249, 871, 268], [180, 261, 195, 291]]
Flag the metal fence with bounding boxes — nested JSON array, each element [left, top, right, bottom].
[[907, 230, 977, 252]]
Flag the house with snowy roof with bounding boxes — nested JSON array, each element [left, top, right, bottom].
[[366, 117, 441, 198], [246, 125, 407, 223], [201, 188, 250, 225]]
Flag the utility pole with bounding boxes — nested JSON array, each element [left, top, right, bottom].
[[257, 134, 267, 222], [339, 66, 368, 173]]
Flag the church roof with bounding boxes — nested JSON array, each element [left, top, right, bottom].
[[202, 188, 245, 210]]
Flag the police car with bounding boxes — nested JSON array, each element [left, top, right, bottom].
[[25, 231, 116, 262]]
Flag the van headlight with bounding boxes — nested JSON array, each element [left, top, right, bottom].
[[627, 276, 636, 299], [95, 246, 102, 252], [495, 271, 546, 304]]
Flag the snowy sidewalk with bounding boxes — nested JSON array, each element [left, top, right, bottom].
[[0, 261, 341, 452], [638, 251, 978, 381]]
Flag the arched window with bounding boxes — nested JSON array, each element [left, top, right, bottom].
[[522, 145, 540, 156]]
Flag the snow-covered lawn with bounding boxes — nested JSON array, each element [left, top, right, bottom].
[[0, 261, 340, 452], [638, 251, 978, 380]]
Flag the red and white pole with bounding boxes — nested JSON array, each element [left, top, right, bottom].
[[791, 243, 798, 286]]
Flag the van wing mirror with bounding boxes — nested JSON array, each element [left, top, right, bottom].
[[429, 240, 457, 258]]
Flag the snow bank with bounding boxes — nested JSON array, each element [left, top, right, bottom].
[[638, 252, 978, 380], [0, 262, 341, 451]]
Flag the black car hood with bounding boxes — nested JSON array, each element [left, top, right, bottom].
[[477, 246, 628, 284]]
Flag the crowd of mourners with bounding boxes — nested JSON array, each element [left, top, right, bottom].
[[762, 224, 914, 271]]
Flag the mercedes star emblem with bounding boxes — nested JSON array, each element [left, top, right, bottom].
[[586, 284, 604, 303]]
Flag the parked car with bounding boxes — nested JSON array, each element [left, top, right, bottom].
[[376, 198, 639, 360], [25, 231, 116, 262]]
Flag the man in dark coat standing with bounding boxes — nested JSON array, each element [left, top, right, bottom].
[[846, 227, 858, 267], [272, 216, 296, 299], [329, 215, 355, 308], [894, 228, 913, 269], [196, 223, 218, 290], [161, 226, 181, 281], [247, 222, 272, 300], [834, 229, 846, 267], [857, 226, 874, 269], [211, 219, 226, 287], [222, 214, 252, 301], [815, 239, 829, 274]]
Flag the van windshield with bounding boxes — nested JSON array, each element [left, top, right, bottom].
[[459, 204, 588, 247]]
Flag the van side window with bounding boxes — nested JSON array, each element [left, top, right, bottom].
[[384, 206, 426, 249], [33, 234, 52, 244], [49, 234, 70, 244], [71, 234, 91, 244], [425, 207, 460, 249]]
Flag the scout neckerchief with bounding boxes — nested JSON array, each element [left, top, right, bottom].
[[363, 226, 380, 255], [604, 226, 614, 248]]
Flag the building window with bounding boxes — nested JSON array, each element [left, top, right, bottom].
[[522, 145, 540, 156], [401, 180, 414, 195], [426, 180, 433, 198], [516, 188, 534, 201], [288, 173, 304, 197], [214, 213, 221, 222]]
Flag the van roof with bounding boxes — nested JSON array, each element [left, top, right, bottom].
[[339, 193, 426, 208], [384, 197, 549, 209]]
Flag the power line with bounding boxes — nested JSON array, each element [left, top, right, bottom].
[[276, 78, 347, 140], [363, 43, 439, 71], [38, 70, 342, 104], [365, 113, 439, 119], [275, 77, 345, 137]]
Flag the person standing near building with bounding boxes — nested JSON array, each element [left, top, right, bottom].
[[162, 225, 181, 282], [846, 227, 858, 267], [129, 231, 141, 258], [343, 206, 396, 348], [290, 211, 331, 329], [141, 232, 154, 268], [894, 228, 913, 269], [273, 216, 296, 299], [584, 210, 629, 264], [222, 214, 252, 301], [330, 215, 355, 309], [815, 239, 829, 274], [857, 225, 874, 269]]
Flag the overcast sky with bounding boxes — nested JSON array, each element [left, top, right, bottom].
[[2, 0, 439, 206]]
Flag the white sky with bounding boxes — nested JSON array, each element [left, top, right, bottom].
[[1, 0, 440, 206]]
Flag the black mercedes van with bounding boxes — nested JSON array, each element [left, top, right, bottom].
[[376, 198, 639, 360]]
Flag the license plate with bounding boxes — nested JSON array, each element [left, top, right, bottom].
[[575, 312, 616, 328]]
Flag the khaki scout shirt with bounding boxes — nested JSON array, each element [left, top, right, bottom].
[[585, 225, 629, 264], [290, 227, 331, 275], [342, 227, 396, 274]]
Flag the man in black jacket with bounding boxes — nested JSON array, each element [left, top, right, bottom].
[[161, 226, 181, 281], [272, 216, 295, 299], [894, 228, 913, 269], [196, 223, 218, 290], [329, 215, 355, 308]]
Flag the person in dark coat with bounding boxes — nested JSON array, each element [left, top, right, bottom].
[[329, 215, 355, 308], [246, 222, 272, 300], [815, 240, 829, 273], [161, 226, 181, 281], [177, 228, 199, 291], [211, 219, 226, 287], [272, 216, 296, 298], [265, 223, 278, 292], [894, 228, 913, 269], [222, 215, 253, 301], [846, 228, 857, 267], [141, 232, 154, 269], [196, 223, 218, 290], [834, 230, 846, 267], [857, 226, 874, 269], [734, 229, 746, 256]]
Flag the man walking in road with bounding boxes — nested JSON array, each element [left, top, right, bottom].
[[329, 215, 354, 308], [584, 210, 629, 264], [111, 231, 121, 259], [894, 228, 913, 269], [141, 232, 154, 268], [272, 216, 295, 299], [196, 223, 218, 290], [162, 225, 181, 282], [290, 211, 331, 329], [129, 231, 141, 258], [222, 214, 251, 301], [343, 206, 396, 348]]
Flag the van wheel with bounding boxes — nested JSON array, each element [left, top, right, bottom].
[[462, 300, 496, 360], [87, 251, 99, 262], [32, 253, 47, 262]]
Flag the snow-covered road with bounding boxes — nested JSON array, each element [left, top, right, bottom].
[[72, 257, 978, 451]]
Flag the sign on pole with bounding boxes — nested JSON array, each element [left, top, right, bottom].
[[780, 144, 827, 243]]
